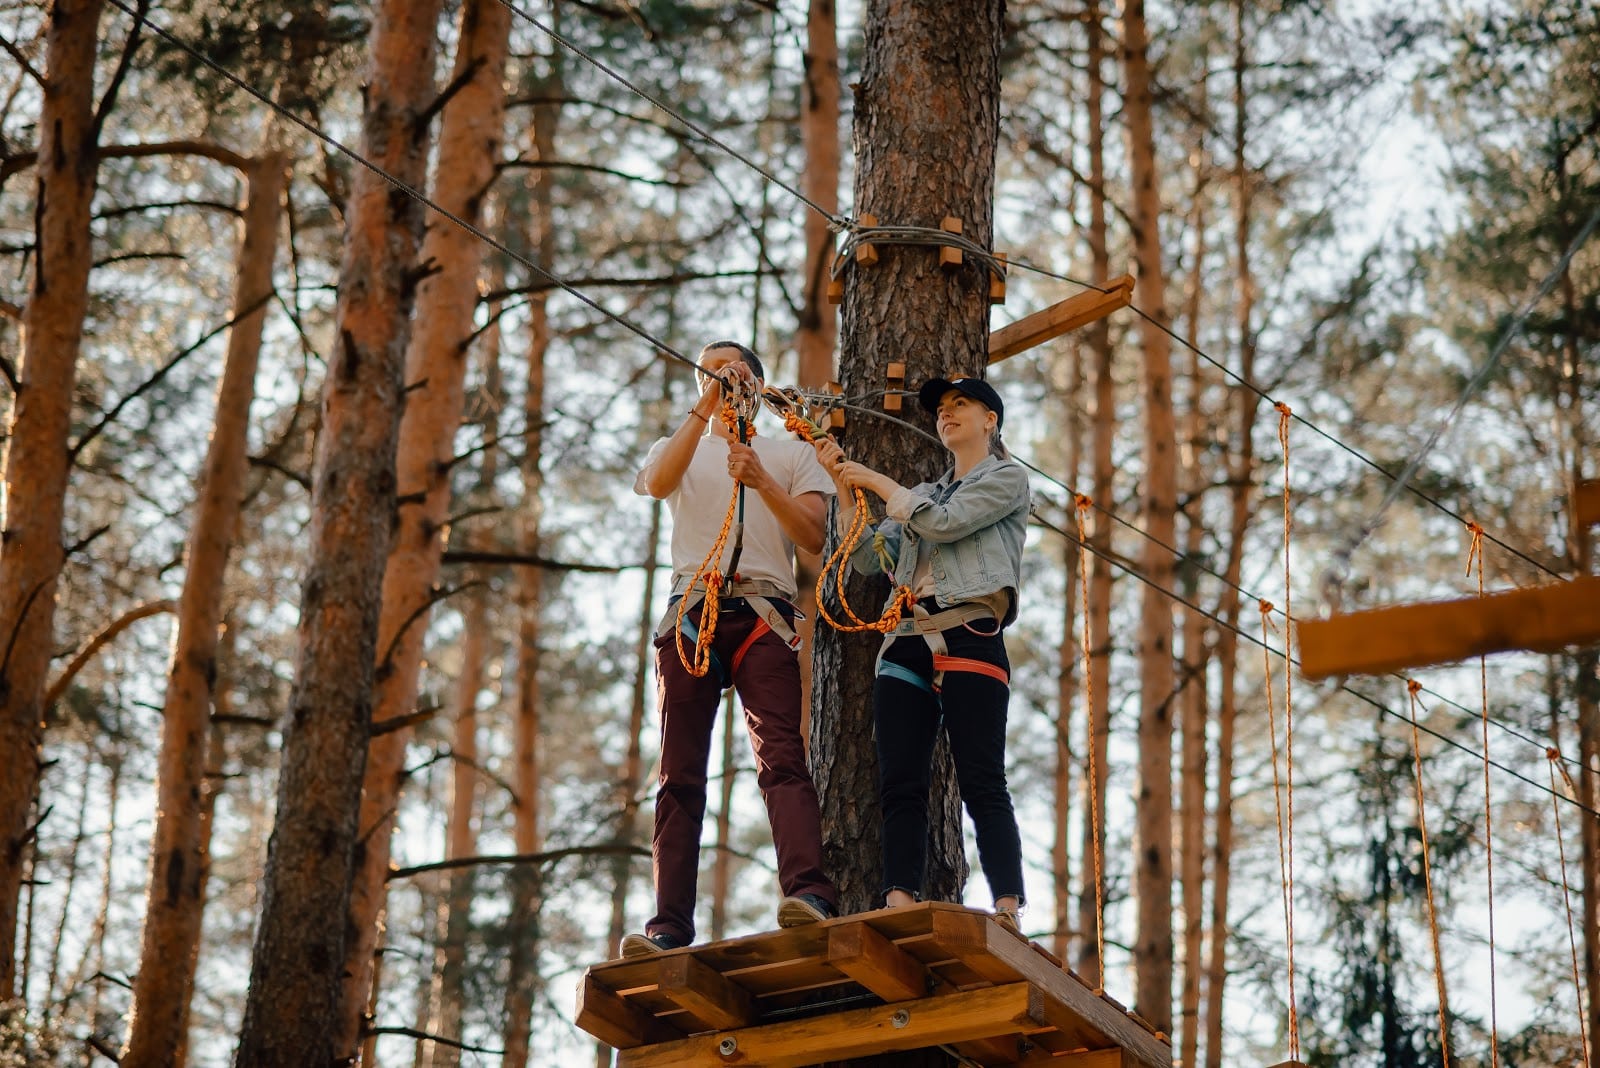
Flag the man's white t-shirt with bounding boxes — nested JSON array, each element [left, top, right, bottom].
[[634, 432, 835, 599]]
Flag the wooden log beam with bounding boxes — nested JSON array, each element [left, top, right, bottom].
[[1577, 478, 1600, 529], [1296, 576, 1600, 679], [576, 972, 680, 1050], [617, 983, 1039, 1068], [826, 921, 928, 1002], [655, 953, 757, 1031], [987, 274, 1135, 364]]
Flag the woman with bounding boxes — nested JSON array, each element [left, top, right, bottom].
[[816, 375, 1030, 932]]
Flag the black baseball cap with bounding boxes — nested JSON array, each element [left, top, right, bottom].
[[918, 376, 1004, 429]]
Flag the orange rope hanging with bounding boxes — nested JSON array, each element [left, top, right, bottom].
[[1076, 493, 1105, 988], [1406, 679, 1453, 1067], [1464, 520, 1500, 1066], [673, 403, 751, 677], [1258, 597, 1297, 1055], [773, 406, 916, 634], [1547, 747, 1592, 1068], [1274, 401, 1301, 1060]]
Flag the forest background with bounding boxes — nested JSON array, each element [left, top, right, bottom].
[[0, 0, 1595, 1067]]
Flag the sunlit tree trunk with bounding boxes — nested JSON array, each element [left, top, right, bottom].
[[710, 690, 740, 943], [812, 0, 1004, 967], [1053, 336, 1085, 960], [1076, 0, 1115, 991], [1204, 12, 1258, 1061], [336, 3, 511, 1057], [1124, 0, 1178, 1031], [796, 0, 840, 389], [501, 59, 562, 1068], [233, 1, 444, 1060], [0, 0, 105, 1000], [122, 149, 287, 1068]]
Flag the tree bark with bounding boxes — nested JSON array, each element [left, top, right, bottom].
[[233, 1, 444, 1061], [501, 60, 562, 1068], [335, 3, 511, 1057], [123, 150, 287, 1068], [1203, 12, 1258, 1060], [1053, 335, 1085, 960], [1124, 0, 1178, 1031], [1076, 0, 1115, 992], [812, 5, 1005, 1029], [796, 0, 840, 388], [0, 0, 105, 1001]]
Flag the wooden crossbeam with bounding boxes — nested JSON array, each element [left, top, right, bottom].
[[576, 973, 679, 1050], [1577, 478, 1600, 529], [617, 983, 1041, 1068], [656, 953, 756, 1031], [826, 921, 927, 1002], [1297, 576, 1600, 679], [987, 274, 1135, 364]]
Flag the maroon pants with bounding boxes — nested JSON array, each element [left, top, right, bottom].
[[647, 605, 836, 943]]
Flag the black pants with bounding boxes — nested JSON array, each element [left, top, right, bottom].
[[874, 623, 1025, 906]]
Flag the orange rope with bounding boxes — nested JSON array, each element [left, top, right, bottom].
[[1259, 597, 1295, 1049], [1406, 679, 1452, 1067], [1274, 401, 1299, 1059], [1548, 747, 1592, 1068], [1465, 520, 1499, 1067], [1076, 493, 1105, 987], [673, 406, 749, 677], [777, 409, 917, 634]]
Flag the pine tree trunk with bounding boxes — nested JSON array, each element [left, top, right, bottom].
[[336, 4, 511, 1056], [1123, 0, 1178, 1031], [710, 691, 739, 943], [501, 73, 561, 1067], [233, 1, 444, 1061], [812, 0, 1005, 1002], [1177, 123, 1211, 1068], [0, 0, 105, 1000], [1053, 337, 1085, 961], [796, 0, 840, 388], [1076, 0, 1116, 992], [1203, 18, 1257, 1059], [122, 149, 287, 1068]]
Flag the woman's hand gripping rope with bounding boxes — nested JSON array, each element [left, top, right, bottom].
[[762, 387, 916, 634]]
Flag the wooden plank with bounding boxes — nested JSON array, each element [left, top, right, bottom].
[[987, 275, 1135, 364], [618, 982, 1038, 1068], [575, 972, 680, 1050], [828, 921, 929, 1002], [1577, 478, 1600, 529], [933, 910, 1172, 1068], [1297, 576, 1600, 679], [656, 954, 756, 1032], [1019, 1049, 1125, 1067]]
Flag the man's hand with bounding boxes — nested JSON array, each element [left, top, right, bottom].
[[727, 441, 775, 494]]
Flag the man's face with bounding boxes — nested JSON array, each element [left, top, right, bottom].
[[700, 346, 759, 394]]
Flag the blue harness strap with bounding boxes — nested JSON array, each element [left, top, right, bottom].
[[677, 614, 730, 689], [877, 660, 934, 695]]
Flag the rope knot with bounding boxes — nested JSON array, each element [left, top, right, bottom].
[[1546, 747, 1560, 762], [1258, 599, 1275, 616], [1407, 678, 1422, 697], [1074, 493, 1093, 511], [1274, 401, 1292, 418]]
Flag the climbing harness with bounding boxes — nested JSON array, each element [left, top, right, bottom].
[[872, 602, 1008, 702], [659, 579, 802, 689]]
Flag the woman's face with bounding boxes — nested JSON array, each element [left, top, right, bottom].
[[935, 389, 996, 449]]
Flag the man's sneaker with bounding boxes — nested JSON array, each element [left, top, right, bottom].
[[777, 893, 838, 927], [993, 903, 1023, 937], [619, 931, 686, 959]]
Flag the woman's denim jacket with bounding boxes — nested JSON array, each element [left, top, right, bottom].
[[846, 455, 1029, 627]]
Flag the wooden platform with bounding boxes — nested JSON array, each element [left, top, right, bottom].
[[576, 901, 1172, 1067]]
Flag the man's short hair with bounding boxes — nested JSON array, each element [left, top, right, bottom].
[[699, 340, 765, 383]]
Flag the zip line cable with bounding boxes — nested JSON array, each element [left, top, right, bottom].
[[105, 2, 1589, 810], [101, 0, 731, 391]]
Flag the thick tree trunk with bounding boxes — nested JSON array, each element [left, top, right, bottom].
[[0, 0, 104, 1000], [1124, 0, 1178, 1031], [1053, 337, 1085, 960], [122, 150, 287, 1068], [1203, 16, 1258, 1060], [501, 74, 561, 1068], [1076, 0, 1115, 992], [812, 0, 1005, 1004], [796, 0, 840, 388], [336, 3, 511, 1056], [233, 1, 444, 1061], [710, 691, 740, 943]]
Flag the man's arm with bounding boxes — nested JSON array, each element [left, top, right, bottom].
[[727, 442, 827, 554]]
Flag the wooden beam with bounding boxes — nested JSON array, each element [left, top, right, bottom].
[[576, 972, 679, 1050], [1577, 478, 1600, 529], [655, 953, 756, 1031], [930, 910, 1172, 1068], [827, 921, 928, 1002], [618, 983, 1039, 1068], [987, 274, 1135, 364], [1296, 576, 1600, 679]]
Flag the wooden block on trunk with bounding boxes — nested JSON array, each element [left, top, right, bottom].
[[827, 277, 844, 304], [885, 361, 906, 411], [990, 251, 1008, 303], [940, 215, 964, 268], [857, 212, 880, 266]]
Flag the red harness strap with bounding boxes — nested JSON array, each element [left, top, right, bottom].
[[729, 619, 773, 676], [932, 655, 1010, 688]]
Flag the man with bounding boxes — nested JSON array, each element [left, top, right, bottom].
[[623, 341, 839, 956]]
